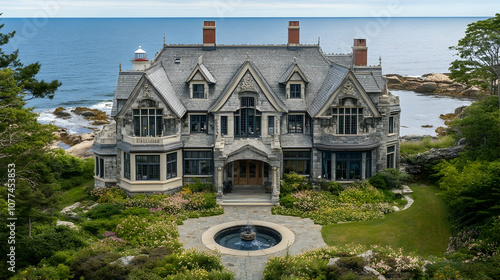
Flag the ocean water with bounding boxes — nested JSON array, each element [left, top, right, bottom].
[[1, 17, 483, 134]]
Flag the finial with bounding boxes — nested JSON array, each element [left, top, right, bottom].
[[119, 62, 122, 72], [318, 36, 320, 45], [163, 34, 166, 46], [294, 57, 297, 63], [379, 56, 382, 65], [246, 52, 250, 62], [198, 55, 203, 65]]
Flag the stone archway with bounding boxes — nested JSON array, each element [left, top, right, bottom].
[[215, 144, 280, 204]]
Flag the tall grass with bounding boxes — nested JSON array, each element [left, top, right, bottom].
[[400, 136, 455, 157]]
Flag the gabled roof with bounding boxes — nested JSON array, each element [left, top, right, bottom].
[[209, 60, 288, 113], [307, 64, 349, 117], [115, 66, 187, 119], [147, 66, 187, 118], [111, 72, 143, 117], [278, 63, 309, 84], [308, 65, 381, 118], [185, 63, 217, 84]]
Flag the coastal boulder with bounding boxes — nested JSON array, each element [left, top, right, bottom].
[[71, 107, 111, 125], [423, 73, 452, 84], [414, 82, 437, 93], [53, 107, 71, 119]]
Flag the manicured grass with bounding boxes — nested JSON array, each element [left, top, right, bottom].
[[56, 179, 93, 209], [400, 136, 454, 157], [322, 184, 451, 256]]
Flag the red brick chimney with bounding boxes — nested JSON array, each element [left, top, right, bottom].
[[288, 21, 300, 48], [203, 21, 216, 50], [353, 39, 367, 66]]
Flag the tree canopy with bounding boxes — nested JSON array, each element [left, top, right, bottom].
[[449, 14, 500, 105]]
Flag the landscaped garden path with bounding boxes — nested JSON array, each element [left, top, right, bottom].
[[178, 206, 326, 280]]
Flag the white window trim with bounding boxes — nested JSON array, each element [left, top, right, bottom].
[[189, 81, 208, 99], [286, 81, 305, 99]]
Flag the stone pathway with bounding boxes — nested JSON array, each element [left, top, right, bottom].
[[178, 206, 326, 280]]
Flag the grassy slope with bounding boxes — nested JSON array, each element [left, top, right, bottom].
[[56, 179, 93, 209], [322, 184, 451, 256]]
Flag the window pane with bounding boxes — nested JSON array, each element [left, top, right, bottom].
[[133, 109, 139, 116], [268, 116, 274, 135], [221, 116, 228, 135]]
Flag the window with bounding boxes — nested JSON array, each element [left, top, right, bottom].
[[336, 152, 361, 181], [284, 151, 311, 175], [387, 145, 396, 169], [95, 156, 104, 178], [268, 116, 275, 135], [136, 155, 160, 180], [234, 97, 261, 137], [333, 107, 363, 135], [184, 151, 213, 175], [190, 115, 208, 133], [322, 151, 332, 180], [123, 153, 131, 180], [366, 151, 372, 179], [290, 84, 302, 98], [389, 116, 395, 134], [220, 116, 228, 135], [167, 152, 177, 179], [288, 114, 303, 133], [133, 109, 163, 137], [192, 84, 205, 99]]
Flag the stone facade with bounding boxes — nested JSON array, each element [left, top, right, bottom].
[[91, 21, 400, 203]]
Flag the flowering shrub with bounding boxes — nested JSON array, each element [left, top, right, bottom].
[[274, 182, 394, 225], [10, 264, 71, 280], [153, 249, 233, 279], [99, 231, 128, 247], [115, 215, 181, 249], [90, 186, 127, 204], [263, 244, 427, 280]]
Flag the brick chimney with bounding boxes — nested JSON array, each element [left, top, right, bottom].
[[288, 21, 300, 49], [353, 39, 367, 66], [203, 21, 216, 50]]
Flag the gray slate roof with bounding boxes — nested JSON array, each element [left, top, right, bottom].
[[146, 66, 187, 118], [307, 64, 349, 117], [111, 72, 143, 117], [90, 143, 117, 156], [112, 45, 386, 116]]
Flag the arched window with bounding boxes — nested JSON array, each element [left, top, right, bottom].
[[234, 97, 261, 137]]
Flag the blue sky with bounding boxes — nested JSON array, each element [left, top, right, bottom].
[[2, 0, 499, 18]]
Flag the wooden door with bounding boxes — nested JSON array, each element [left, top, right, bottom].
[[234, 160, 263, 185]]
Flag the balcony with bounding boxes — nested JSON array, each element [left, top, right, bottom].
[[122, 134, 181, 145]]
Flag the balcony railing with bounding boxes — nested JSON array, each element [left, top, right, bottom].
[[122, 134, 181, 145]]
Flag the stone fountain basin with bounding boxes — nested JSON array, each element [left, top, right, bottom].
[[202, 220, 295, 256]]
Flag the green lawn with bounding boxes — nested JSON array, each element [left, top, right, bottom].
[[322, 184, 451, 256], [56, 179, 94, 209]]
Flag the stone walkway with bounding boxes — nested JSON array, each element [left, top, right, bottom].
[[178, 206, 326, 280]]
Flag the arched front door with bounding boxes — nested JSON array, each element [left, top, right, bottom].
[[233, 160, 264, 185]]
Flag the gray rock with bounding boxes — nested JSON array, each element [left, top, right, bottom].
[[327, 257, 340, 266], [363, 266, 380, 276], [415, 82, 437, 93], [357, 250, 376, 261], [117, 256, 135, 266], [56, 220, 79, 230], [61, 202, 81, 217]]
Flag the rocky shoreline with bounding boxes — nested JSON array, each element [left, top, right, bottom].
[[385, 73, 485, 98], [49, 106, 112, 159]]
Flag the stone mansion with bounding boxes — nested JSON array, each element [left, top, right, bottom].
[[91, 21, 401, 203]]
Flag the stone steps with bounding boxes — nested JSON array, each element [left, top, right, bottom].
[[220, 199, 274, 206]]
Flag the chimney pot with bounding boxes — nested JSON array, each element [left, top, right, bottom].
[[288, 21, 300, 48], [203, 21, 216, 50], [353, 39, 368, 66]]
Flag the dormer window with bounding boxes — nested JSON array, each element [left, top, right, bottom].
[[193, 84, 205, 99], [290, 83, 302, 98]]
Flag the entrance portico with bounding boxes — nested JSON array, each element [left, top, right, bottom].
[[215, 144, 281, 204]]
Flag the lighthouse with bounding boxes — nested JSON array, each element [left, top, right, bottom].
[[131, 46, 151, 71]]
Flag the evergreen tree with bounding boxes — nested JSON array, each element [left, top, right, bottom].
[[449, 14, 500, 106]]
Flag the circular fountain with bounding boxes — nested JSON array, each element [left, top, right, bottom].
[[202, 220, 295, 256]]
